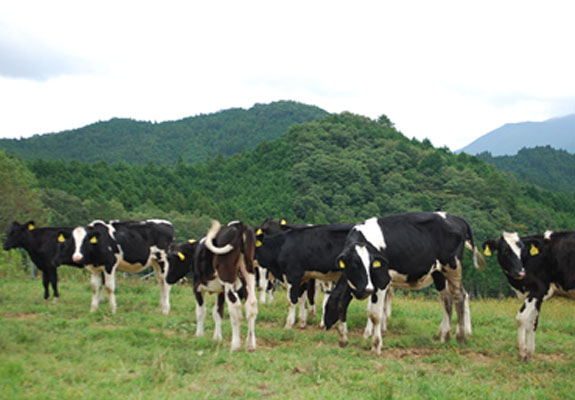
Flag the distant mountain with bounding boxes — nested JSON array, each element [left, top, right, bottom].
[[459, 114, 575, 156], [477, 146, 575, 195], [0, 101, 328, 164]]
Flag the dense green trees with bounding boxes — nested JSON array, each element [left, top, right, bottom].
[[4, 112, 575, 298], [0, 101, 328, 165]]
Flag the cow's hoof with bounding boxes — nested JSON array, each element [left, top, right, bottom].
[[338, 339, 349, 348]]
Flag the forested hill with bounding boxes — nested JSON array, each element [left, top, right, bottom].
[[477, 146, 575, 196], [0, 101, 328, 164], [7, 112, 575, 297]]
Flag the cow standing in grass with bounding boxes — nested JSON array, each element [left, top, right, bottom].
[[56, 219, 174, 314], [202, 220, 258, 352], [483, 231, 575, 361], [324, 212, 483, 354], [3, 221, 82, 300]]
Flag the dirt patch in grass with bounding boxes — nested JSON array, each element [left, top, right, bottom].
[[3, 312, 41, 320]]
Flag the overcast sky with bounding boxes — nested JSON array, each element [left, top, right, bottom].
[[1, 0, 574, 151]]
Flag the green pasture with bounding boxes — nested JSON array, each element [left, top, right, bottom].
[[1, 258, 574, 399]]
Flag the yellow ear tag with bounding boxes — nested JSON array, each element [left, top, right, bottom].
[[372, 260, 382, 268], [256, 228, 263, 236], [339, 260, 345, 269], [255, 240, 263, 247], [90, 236, 98, 244], [188, 239, 197, 244], [530, 244, 539, 256], [280, 219, 287, 225], [28, 223, 35, 230], [178, 252, 186, 261], [57, 234, 65, 243], [483, 245, 492, 257]]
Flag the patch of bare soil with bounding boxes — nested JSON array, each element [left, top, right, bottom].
[[3, 312, 41, 320]]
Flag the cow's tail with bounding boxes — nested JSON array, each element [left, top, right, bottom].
[[205, 220, 234, 255], [463, 222, 485, 270]]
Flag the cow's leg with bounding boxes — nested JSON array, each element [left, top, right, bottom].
[[194, 289, 206, 337], [516, 297, 541, 361], [257, 266, 268, 304], [224, 282, 243, 352], [41, 270, 50, 300], [307, 280, 317, 320], [364, 301, 374, 338], [154, 265, 171, 315], [446, 259, 469, 343], [367, 288, 387, 355], [244, 271, 258, 352], [48, 267, 59, 301], [213, 293, 225, 341], [384, 286, 393, 319], [103, 270, 117, 314], [319, 284, 332, 329], [435, 287, 453, 343], [285, 282, 301, 329], [297, 284, 309, 329], [89, 271, 103, 312], [266, 274, 275, 303]]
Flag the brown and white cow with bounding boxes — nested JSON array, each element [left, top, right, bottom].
[[204, 220, 258, 352]]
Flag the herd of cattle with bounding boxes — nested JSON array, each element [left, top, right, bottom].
[[3, 211, 575, 361]]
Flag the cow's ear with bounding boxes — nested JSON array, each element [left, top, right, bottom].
[[371, 255, 386, 269], [482, 239, 498, 256], [57, 232, 67, 243], [523, 238, 543, 257], [26, 221, 35, 230], [89, 232, 100, 244]]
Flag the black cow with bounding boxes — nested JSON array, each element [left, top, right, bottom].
[[57, 219, 174, 314], [166, 238, 229, 341], [482, 230, 575, 361], [324, 212, 483, 354], [255, 217, 320, 321], [3, 221, 81, 300], [254, 222, 355, 329]]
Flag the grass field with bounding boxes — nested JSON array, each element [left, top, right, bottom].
[[1, 262, 574, 400]]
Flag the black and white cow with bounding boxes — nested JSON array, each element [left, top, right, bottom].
[[324, 212, 483, 354], [482, 230, 575, 361], [254, 222, 355, 329], [202, 220, 258, 352], [255, 217, 318, 310], [57, 219, 174, 314], [3, 221, 82, 300], [166, 238, 229, 341]]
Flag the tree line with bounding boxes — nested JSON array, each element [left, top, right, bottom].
[[2, 112, 575, 298]]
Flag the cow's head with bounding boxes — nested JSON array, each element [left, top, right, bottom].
[[166, 240, 199, 285], [482, 232, 533, 280], [3, 221, 36, 251], [337, 243, 385, 300], [69, 221, 118, 270]]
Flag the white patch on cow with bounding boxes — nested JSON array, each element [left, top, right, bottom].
[[355, 245, 374, 292], [72, 227, 87, 263], [227, 220, 240, 226], [435, 211, 447, 219], [516, 297, 539, 360], [198, 278, 224, 294], [502, 232, 522, 260], [544, 230, 553, 240], [145, 219, 173, 226], [355, 217, 386, 251], [196, 302, 207, 336], [387, 261, 438, 290]]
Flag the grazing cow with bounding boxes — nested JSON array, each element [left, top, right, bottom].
[[166, 238, 231, 341], [203, 220, 258, 352], [3, 221, 82, 300], [254, 222, 355, 329], [482, 230, 575, 361], [324, 212, 483, 354], [56, 219, 174, 314]]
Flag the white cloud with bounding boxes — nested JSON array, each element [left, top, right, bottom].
[[0, 0, 574, 149]]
